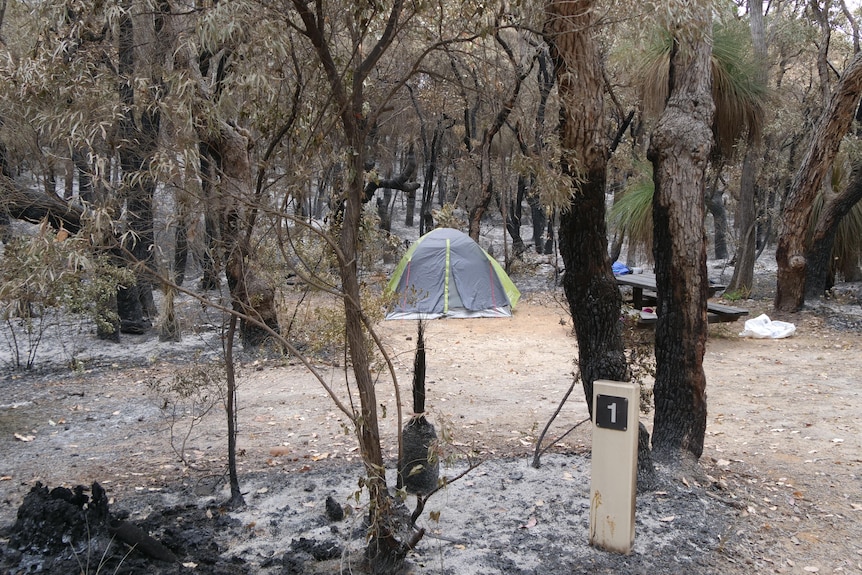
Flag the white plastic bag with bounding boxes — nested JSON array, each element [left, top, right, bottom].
[[739, 314, 796, 339]]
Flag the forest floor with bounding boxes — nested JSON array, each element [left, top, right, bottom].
[[1, 251, 862, 574]]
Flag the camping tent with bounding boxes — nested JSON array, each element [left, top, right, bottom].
[[385, 228, 521, 320]]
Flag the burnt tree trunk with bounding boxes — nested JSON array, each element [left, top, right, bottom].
[[775, 52, 862, 311], [117, 0, 165, 333], [544, 0, 629, 437], [205, 122, 281, 348], [647, 16, 715, 464], [805, 165, 862, 298], [727, 0, 765, 294], [116, 1, 158, 334], [173, 198, 190, 287], [419, 131, 438, 236], [224, 312, 245, 508], [419, 120, 450, 236], [405, 178, 416, 227], [1, 180, 84, 234], [198, 143, 221, 291], [73, 150, 94, 204], [727, 139, 759, 292], [507, 124, 533, 256], [706, 178, 728, 260], [531, 49, 555, 254], [506, 173, 528, 255]]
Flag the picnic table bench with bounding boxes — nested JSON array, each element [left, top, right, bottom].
[[615, 272, 748, 325]]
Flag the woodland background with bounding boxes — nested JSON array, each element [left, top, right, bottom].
[[3, 0, 862, 571]]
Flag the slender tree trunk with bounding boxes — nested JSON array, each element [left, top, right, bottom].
[[73, 150, 94, 204], [728, 140, 758, 291], [117, 0, 156, 334], [206, 123, 281, 348], [509, 125, 535, 256], [198, 145, 221, 290], [728, 0, 766, 294], [173, 201, 189, 287], [224, 312, 245, 508], [419, 146, 437, 236], [526, 193, 544, 253], [290, 1, 419, 570], [705, 180, 728, 260], [647, 13, 715, 464], [405, 187, 416, 227], [507, 174, 527, 255], [343, 127, 409, 572], [775, 52, 862, 311], [420, 123, 447, 236]]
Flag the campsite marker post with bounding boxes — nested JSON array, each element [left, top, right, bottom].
[[589, 379, 638, 554]]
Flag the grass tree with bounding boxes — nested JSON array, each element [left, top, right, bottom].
[[805, 161, 862, 296], [544, 0, 635, 462], [636, 16, 767, 275], [646, 2, 715, 465], [608, 164, 655, 264]]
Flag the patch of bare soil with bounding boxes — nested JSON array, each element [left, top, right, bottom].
[[0, 289, 861, 574]]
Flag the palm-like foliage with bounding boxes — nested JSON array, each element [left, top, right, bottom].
[[830, 200, 862, 278], [609, 163, 655, 263], [803, 153, 862, 279], [611, 159, 862, 271], [641, 19, 768, 158], [614, 19, 770, 261]]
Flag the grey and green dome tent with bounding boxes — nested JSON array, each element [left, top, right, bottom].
[[385, 228, 520, 320]]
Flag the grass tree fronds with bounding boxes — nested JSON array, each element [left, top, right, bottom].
[[640, 20, 768, 158], [609, 168, 655, 263], [710, 20, 768, 155], [808, 189, 862, 270]]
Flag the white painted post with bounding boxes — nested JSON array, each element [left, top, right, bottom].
[[589, 379, 639, 554]]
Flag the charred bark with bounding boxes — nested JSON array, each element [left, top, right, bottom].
[[0, 179, 84, 234], [507, 124, 533, 256], [804, 165, 862, 298], [117, 1, 158, 333], [727, 141, 759, 292], [775, 52, 862, 311], [173, 201, 189, 287], [706, 177, 728, 260], [506, 174, 528, 256], [202, 122, 280, 348], [647, 19, 715, 464], [398, 322, 439, 496], [545, 0, 638, 461], [198, 144, 221, 291], [363, 144, 420, 206]]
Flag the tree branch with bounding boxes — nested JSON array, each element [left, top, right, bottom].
[[1, 177, 84, 234], [363, 143, 420, 202]]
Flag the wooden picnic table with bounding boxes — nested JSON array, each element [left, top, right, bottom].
[[615, 272, 748, 325]]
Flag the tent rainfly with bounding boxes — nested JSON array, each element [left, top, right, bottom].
[[385, 228, 521, 320]]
